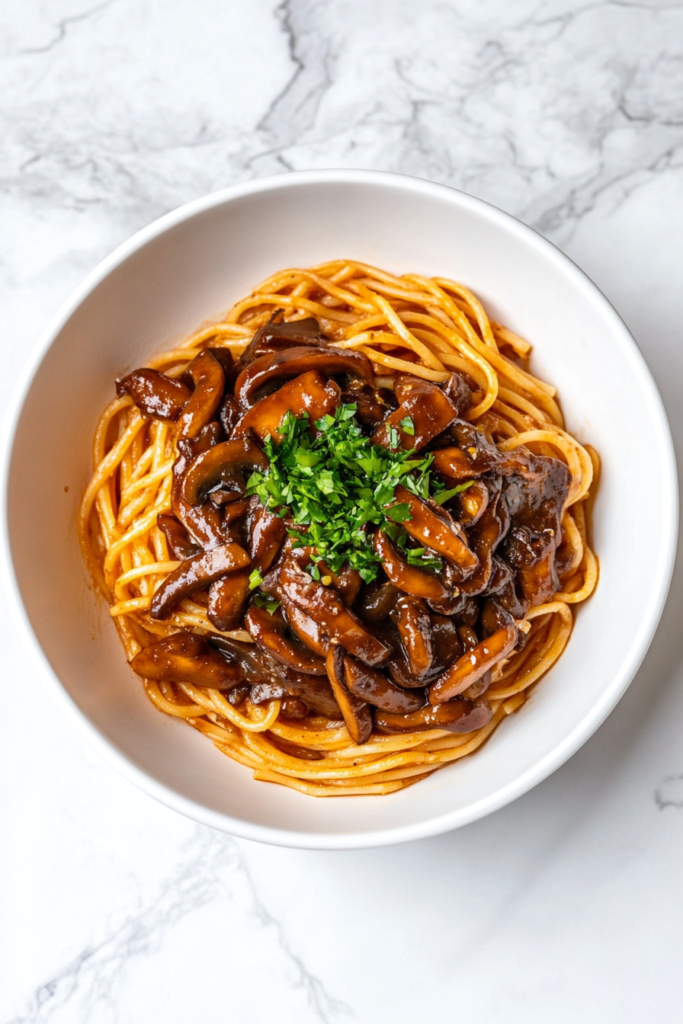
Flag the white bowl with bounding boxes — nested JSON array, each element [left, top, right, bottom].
[[2, 170, 677, 849]]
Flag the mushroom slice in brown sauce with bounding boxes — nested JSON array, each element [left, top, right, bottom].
[[181, 436, 268, 506], [373, 530, 451, 602], [150, 542, 251, 619], [373, 376, 458, 451], [232, 371, 341, 442], [391, 485, 478, 574], [428, 623, 518, 703], [207, 569, 251, 632], [284, 602, 331, 657], [131, 632, 243, 690], [235, 346, 373, 407], [280, 558, 392, 666], [343, 654, 424, 714], [393, 594, 434, 679], [156, 514, 200, 561], [236, 315, 327, 370], [116, 368, 191, 420], [245, 604, 327, 676], [326, 646, 373, 745], [177, 350, 225, 440], [374, 698, 492, 734]]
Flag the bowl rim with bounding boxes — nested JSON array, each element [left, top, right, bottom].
[[1, 168, 678, 849]]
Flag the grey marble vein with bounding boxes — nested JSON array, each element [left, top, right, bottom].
[[3, 829, 348, 1024], [654, 774, 683, 809]]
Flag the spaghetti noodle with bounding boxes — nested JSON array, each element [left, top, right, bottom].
[[79, 260, 598, 796]]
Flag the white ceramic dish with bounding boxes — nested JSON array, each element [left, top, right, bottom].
[[1, 170, 677, 849]]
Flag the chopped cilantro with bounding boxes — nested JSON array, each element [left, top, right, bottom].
[[399, 416, 415, 436], [244, 403, 469, 583]]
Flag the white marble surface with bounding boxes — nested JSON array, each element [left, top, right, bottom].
[[2, 1, 683, 1020]]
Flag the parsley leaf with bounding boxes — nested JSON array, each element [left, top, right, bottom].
[[244, 403, 470, 583], [399, 416, 415, 435]]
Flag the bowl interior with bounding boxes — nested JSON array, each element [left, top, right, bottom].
[[5, 174, 676, 846]]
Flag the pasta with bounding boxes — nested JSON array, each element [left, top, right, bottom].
[[79, 260, 598, 796]]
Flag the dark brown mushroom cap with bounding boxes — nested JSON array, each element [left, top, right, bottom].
[[116, 368, 192, 420], [130, 631, 243, 690], [374, 698, 492, 734], [247, 502, 287, 572], [279, 558, 392, 666], [180, 436, 268, 506], [429, 623, 518, 703], [232, 371, 341, 442], [326, 645, 373, 744], [150, 542, 251, 619], [234, 346, 373, 408], [393, 594, 434, 679], [236, 315, 327, 370], [388, 613, 462, 688], [207, 570, 251, 632], [373, 529, 451, 602], [245, 604, 328, 676], [177, 350, 225, 440], [391, 484, 478, 574], [372, 376, 458, 451], [343, 654, 425, 714]]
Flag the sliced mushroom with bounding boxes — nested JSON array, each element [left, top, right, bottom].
[[232, 371, 341, 441], [280, 558, 392, 666], [458, 485, 507, 596], [317, 561, 363, 607], [393, 594, 434, 678], [250, 680, 287, 703], [442, 371, 472, 417], [341, 379, 397, 426], [150, 542, 251, 619], [218, 393, 241, 438], [391, 485, 478, 574], [372, 376, 458, 451], [389, 613, 462, 687], [453, 480, 489, 527], [356, 580, 400, 624], [181, 436, 268, 506], [177, 350, 225, 440], [278, 698, 311, 722], [247, 502, 287, 572], [236, 315, 326, 370], [429, 623, 518, 703], [284, 602, 331, 657], [130, 631, 242, 689], [373, 529, 450, 602], [156, 514, 200, 560], [374, 698, 492, 734], [207, 569, 251, 631], [245, 604, 327, 675], [326, 645, 373, 744], [209, 635, 340, 718], [116, 368, 191, 420], [343, 654, 425, 713], [235, 346, 373, 407], [171, 429, 227, 550]]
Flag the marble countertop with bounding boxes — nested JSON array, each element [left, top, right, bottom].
[[2, 1, 683, 1021]]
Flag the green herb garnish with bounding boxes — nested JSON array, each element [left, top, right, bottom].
[[245, 404, 468, 583], [248, 568, 264, 590], [252, 591, 280, 615]]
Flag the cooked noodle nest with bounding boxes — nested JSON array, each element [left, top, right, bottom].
[[79, 260, 599, 797]]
